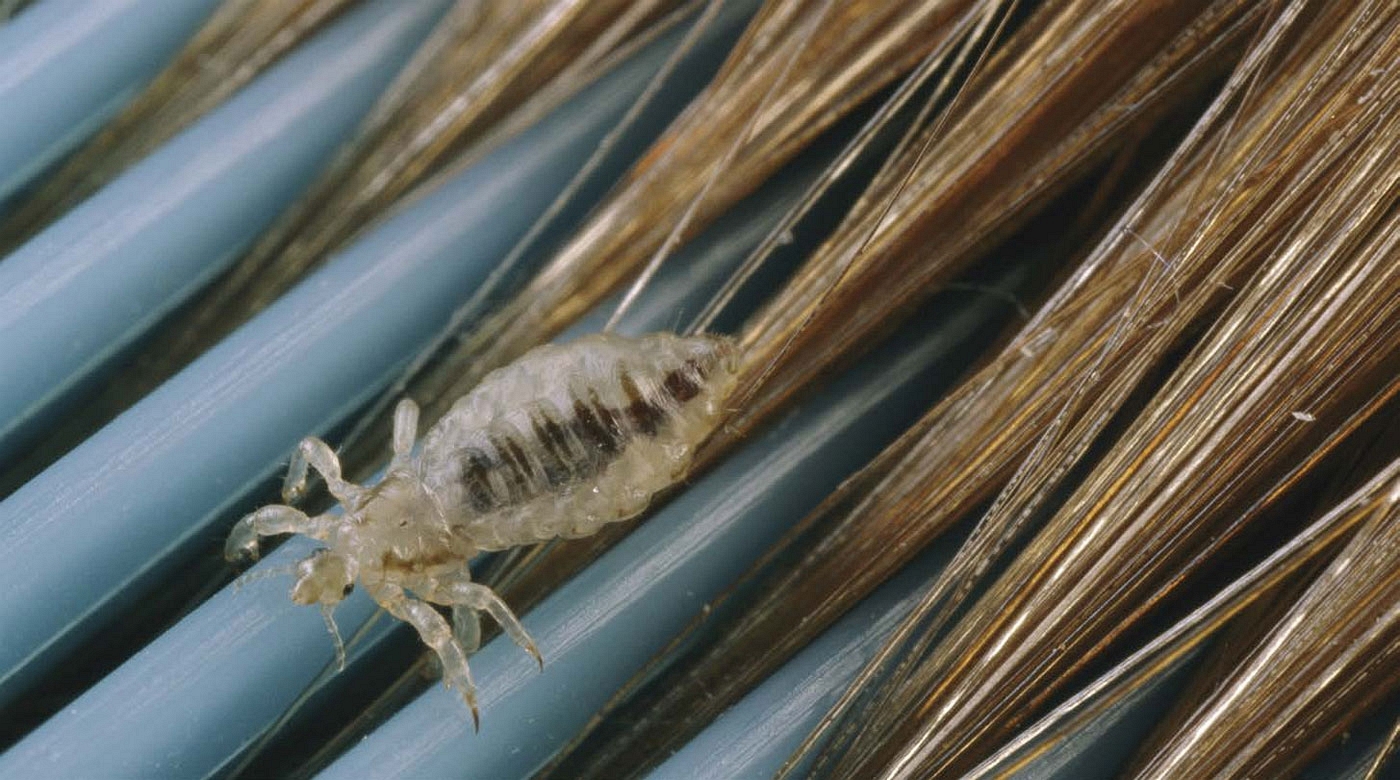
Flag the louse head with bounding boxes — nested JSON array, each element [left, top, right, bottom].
[[289, 548, 354, 607]]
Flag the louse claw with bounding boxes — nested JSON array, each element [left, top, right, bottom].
[[224, 516, 260, 563]]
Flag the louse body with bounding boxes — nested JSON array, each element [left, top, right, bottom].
[[226, 332, 739, 722]]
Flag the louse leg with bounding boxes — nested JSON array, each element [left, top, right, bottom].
[[425, 578, 542, 669], [283, 436, 361, 505], [452, 605, 482, 655], [370, 583, 480, 728], [390, 398, 419, 470], [225, 505, 332, 563]]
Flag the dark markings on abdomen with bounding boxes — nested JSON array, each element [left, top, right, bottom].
[[572, 393, 624, 458], [531, 411, 580, 488], [664, 363, 702, 402], [621, 371, 665, 436], [491, 433, 535, 504], [458, 449, 498, 512], [454, 363, 707, 512]]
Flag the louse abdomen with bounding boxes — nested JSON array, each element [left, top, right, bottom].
[[419, 333, 738, 549]]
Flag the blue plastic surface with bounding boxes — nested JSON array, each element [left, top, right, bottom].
[[0, 0, 450, 465], [0, 0, 222, 202], [0, 4, 753, 717]]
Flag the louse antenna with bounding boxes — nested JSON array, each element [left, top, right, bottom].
[[334, 0, 723, 460], [321, 604, 347, 672], [604, 0, 841, 333], [733, 0, 1020, 421], [684, 4, 989, 336]]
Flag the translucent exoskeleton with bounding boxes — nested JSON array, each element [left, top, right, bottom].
[[225, 332, 739, 725]]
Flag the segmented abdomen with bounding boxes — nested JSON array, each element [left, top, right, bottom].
[[417, 333, 738, 549]]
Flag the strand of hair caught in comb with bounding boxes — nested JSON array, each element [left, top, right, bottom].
[[783, 2, 1326, 773], [683, 4, 988, 337], [733, 0, 1020, 422], [604, 0, 840, 333]]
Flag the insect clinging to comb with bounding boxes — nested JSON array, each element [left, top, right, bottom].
[[225, 331, 739, 725]]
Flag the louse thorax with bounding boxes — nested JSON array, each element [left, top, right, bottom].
[[331, 467, 474, 578]]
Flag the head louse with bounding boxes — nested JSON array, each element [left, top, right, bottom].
[[226, 331, 740, 722]]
